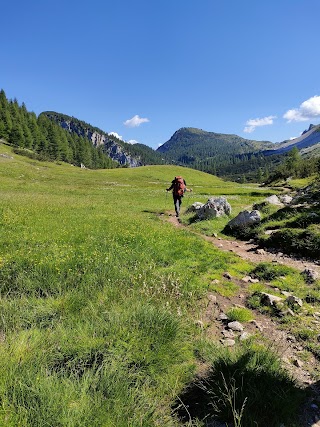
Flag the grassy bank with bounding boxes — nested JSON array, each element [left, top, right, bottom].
[[0, 143, 307, 426]]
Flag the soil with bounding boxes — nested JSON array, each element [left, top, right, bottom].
[[163, 212, 320, 427]]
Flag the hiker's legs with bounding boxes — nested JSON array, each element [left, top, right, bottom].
[[173, 195, 182, 217]]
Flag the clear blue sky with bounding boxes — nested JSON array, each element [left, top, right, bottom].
[[1, 0, 320, 148]]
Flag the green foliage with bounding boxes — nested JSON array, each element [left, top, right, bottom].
[[2, 151, 265, 425], [226, 307, 254, 322], [250, 262, 294, 281], [0, 90, 118, 170], [175, 344, 304, 427]]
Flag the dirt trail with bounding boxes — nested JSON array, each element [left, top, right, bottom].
[[164, 212, 320, 426], [164, 214, 320, 274]]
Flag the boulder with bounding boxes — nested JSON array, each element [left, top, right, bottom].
[[260, 292, 284, 307], [196, 197, 231, 220], [227, 210, 261, 229], [188, 202, 204, 213], [265, 195, 283, 206], [227, 321, 244, 332], [279, 194, 293, 204]]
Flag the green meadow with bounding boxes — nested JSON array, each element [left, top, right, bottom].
[[0, 143, 306, 426]]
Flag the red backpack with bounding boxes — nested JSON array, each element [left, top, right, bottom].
[[173, 176, 186, 196]]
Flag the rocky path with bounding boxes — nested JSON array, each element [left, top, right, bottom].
[[163, 213, 320, 426], [164, 213, 320, 274]]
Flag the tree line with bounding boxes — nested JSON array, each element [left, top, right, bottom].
[[0, 90, 117, 169]]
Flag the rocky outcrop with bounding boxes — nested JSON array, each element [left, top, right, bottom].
[[44, 113, 143, 167], [195, 197, 231, 220], [227, 210, 261, 229]]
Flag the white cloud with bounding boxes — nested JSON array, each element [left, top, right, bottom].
[[109, 131, 123, 140], [127, 139, 139, 144], [124, 114, 150, 128], [283, 95, 320, 122], [244, 115, 276, 133]]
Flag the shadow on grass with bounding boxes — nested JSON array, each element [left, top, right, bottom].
[[173, 347, 306, 427]]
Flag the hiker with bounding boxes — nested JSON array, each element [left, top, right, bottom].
[[166, 176, 191, 217]]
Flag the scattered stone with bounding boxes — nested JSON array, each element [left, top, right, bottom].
[[227, 321, 244, 332], [212, 232, 218, 238], [255, 248, 266, 255], [286, 295, 303, 307], [222, 329, 235, 339], [279, 194, 293, 204], [241, 276, 259, 283], [265, 229, 276, 235], [211, 279, 220, 284], [218, 313, 229, 321], [223, 339, 236, 347], [240, 332, 252, 341], [281, 291, 292, 297], [265, 195, 283, 206], [260, 292, 284, 307], [250, 319, 263, 332], [223, 272, 232, 280], [227, 210, 261, 229], [207, 294, 217, 304]]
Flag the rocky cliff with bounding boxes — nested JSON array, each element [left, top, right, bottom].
[[42, 112, 143, 167]]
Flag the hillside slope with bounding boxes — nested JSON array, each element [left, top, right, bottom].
[[41, 111, 164, 167]]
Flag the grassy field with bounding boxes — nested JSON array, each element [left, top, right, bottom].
[[0, 143, 309, 426]]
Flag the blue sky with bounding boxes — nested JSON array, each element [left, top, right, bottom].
[[1, 0, 320, 148]]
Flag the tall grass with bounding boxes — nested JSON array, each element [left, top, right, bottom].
[[0, 143, 304, 426]]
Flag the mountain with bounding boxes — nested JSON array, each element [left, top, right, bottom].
[[41, 112, 164, 167], [262, 124, 320, 156], [157, 127, 274, 159], [156, 126, 320, 181]]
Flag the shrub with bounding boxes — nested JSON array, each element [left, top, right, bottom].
[[226, 307, 254, 322], [250, 262, 293, 281]]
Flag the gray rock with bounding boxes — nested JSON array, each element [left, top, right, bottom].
[[222, 329, 235, 338], [189, 202, 204, 212], [207, 294, 217, 304], [227, 321, 244, 332], [279, 194, 293, 204], [240, 332, 252, 341], [218, 313, 229, 321], [261, 292, 284, 307], [227, 210, 261, 229], [265, 195, 283, 206], [286, 295, 303, 307], [196, 197, 231, 220]]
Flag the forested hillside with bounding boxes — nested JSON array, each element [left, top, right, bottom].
[[0, 90, 117, 169], [157, 127, 320, 182], [42, 111, 165, 167]]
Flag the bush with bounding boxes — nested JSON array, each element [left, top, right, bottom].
[[250, 262, 293, 281]]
